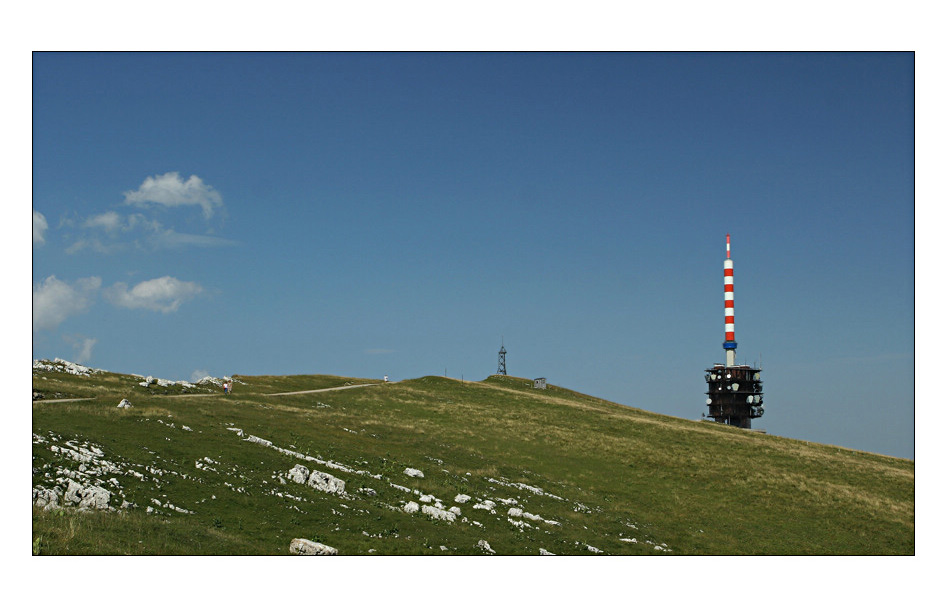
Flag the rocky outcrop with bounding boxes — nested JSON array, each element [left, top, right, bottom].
[[33, 358, 100, 376], [117, 399, 132, 408], [404, 467, 424, 478], [289, 538, 337, 555], [34, 479, 112, 511], [285, 464, 346, 495], [308, 469, 345, 494], [287, 464, 309, 484], [421, 504, 456, 522], [245, 435, 273, 447], [477, 540, 495, 554], [32, 486, 61, 510], [65, 479, 112, 509]]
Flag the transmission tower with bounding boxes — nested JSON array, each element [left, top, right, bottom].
[[497, 340, 507, 376], [704, 234, 764, 428]]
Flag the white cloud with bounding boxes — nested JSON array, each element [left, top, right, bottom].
[[190, 369, 211, 383], [105, 276, 203, 313], [76, 337, 97, 363], [66, 212, 235, 254], [33, 275, 102, 331], [83, 211, 122, 232], [33, 210, 48, 245], [147, 226, 237, 249], [63, 335, 97, 364], [124, 172, 223, 219], [66, 238, 115, 255]]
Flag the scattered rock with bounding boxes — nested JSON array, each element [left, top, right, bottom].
[[477, 540, 495, 554], [508, 507, 545, 522], [244, 435, 273, 447], [289, 538, 338, 555], [404, 467, 424, 478], [403, 501, 420, 513], [117, 399, 132, 408], [32, 486, 62, 510], [454, 494, 471, 503], [539, 548, 555, 555], [33, 358, 99, 376], [307, 469, 346, 495], [421, 504, 456, 523], [287, 464, 310, 485], [62, 479, 111, 510]]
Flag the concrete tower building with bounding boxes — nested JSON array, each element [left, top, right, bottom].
[[704, 234, 764, 428]]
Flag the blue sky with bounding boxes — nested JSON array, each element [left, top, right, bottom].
[[31, 52, 914, 459]]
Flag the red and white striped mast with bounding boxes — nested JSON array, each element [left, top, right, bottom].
[[723, 233, 737, 367]]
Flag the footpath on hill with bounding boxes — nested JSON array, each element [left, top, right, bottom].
[[262, 382, 386, 396], [35, 381, 387, 404]]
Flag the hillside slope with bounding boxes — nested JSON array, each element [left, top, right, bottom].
[[31, 362, 914, 555]]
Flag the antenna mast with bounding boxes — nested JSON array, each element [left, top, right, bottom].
[[723, 233, 737, 367], [497, 338, 507, 376], [704, 234, 765, 429]]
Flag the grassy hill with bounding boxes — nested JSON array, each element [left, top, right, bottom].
[[31, 362, 914, 555]]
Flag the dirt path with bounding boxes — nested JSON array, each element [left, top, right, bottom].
[[263, 382, 385, 396], [35, 382, 389, 403], [165, 393, 221, 398]]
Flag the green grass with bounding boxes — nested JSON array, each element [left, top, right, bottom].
[[32, 366, 914, 555]]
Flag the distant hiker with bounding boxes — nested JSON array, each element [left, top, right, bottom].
[[384, 375, 388, 383], [224, 380, 231, 395]]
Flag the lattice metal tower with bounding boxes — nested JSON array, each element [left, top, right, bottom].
[[704, 234, 764, 428], [497, 340, 507, 376]]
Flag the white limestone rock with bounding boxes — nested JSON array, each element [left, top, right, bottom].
[[404, 467, 424, 478], [32, 486, 62, 510], [117, 399, 132, 408], [287, 464, 310, 484], [306, 469, 346, 494], [422, 504, 456, 523], [454, 494, 471, 503], [290, 538, 338, 555], [62, 479, 111, 510], [477, 540, 495, 554], [244, 435, 273, 447], [403, 501, 420, 513]]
